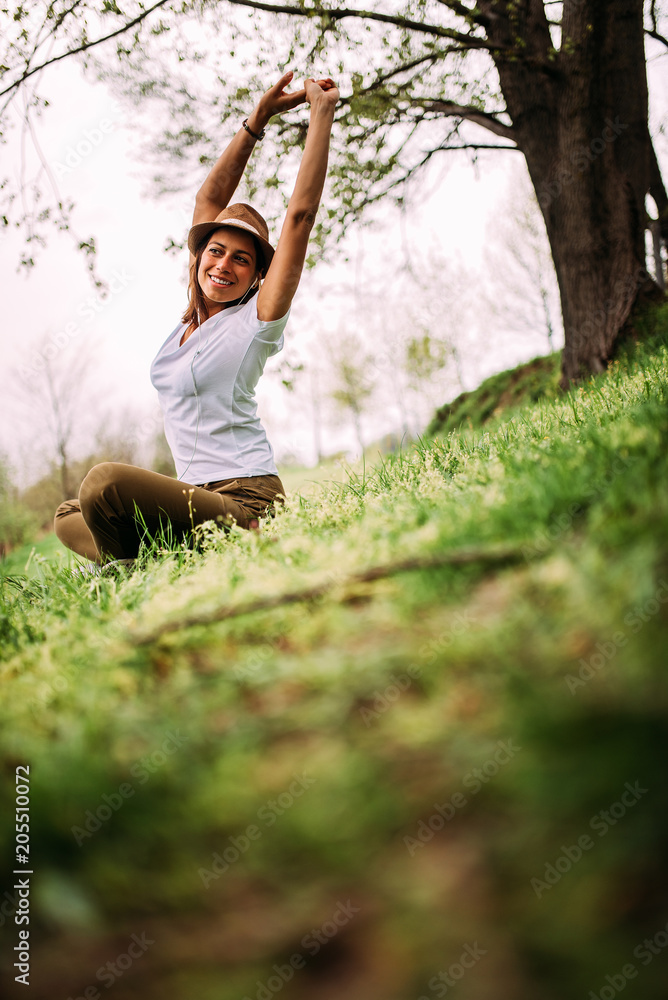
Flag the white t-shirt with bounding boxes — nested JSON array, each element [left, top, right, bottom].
[[150, 296, 288, 484]]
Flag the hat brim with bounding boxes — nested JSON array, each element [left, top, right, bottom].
[[187, 219, 275, 270]]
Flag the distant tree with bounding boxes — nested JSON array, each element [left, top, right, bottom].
[[324, 274, 469, 443], [348, 293, 413, 440], [402, 256, 473, 406], [308, 365, 325, 466], [95, 405, 171, 471], [10, 336, 143, 501], [484, 174, 563, 354], [405, 331, 453, 419], [285, 360, 326, 466], [150, 429, 177, 479], [13, 340, 99, 500], [328, 333, 376, 456], [0, 456, 37, 556]]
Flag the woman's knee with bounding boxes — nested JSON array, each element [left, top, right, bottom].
[[53, 499, 81, 542], [79, 462, 127, 506]]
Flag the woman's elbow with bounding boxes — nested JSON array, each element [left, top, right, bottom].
[[286, 207, 318, 230]]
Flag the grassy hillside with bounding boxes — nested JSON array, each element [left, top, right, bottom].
[[2, 313, 668, 999], [428, 353, 562, 436]]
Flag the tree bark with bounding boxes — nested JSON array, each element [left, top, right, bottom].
[[648, 139, 668, 288], [481, 0, 663, 386]]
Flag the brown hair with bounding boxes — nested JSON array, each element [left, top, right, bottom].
[[181, 231, 266, 333]]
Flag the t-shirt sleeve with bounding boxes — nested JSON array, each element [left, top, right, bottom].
[[252, 303, 290, 356]]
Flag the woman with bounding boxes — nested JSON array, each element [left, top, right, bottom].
[[54, 71, 338, 566]]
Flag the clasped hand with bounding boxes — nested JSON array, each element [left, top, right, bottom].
[[258, 70, 339, 118]]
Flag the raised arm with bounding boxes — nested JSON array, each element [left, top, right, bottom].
[[257, 78, 339, 322], [192, 71, 308, 227]]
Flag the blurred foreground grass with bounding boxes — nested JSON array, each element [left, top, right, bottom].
[[1, 314, 668, 999]]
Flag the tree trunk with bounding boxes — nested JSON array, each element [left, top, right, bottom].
[[351, 405, 364, 457], [540, 286, 555, 352], [310, 368, 324, 465], [58, 442, 72, 501], [648, 141, 668, 289], [484, 0, 664, 387]]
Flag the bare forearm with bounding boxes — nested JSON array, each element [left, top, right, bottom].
[[287, 102, 336, 223], [257, 78, 338, 321], [195, 105, 270, 213], [195, 71, 309, 218]]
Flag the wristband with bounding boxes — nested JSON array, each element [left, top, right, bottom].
[[242, 118, 265, 141]]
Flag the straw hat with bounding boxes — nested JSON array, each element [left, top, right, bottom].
[[187, 203, 275, 270]]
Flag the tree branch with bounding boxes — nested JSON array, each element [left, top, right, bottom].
[[224, 0, 503, 51], [34, 0, 86, 52], [433, 0, 490, 27], [129, 541, 534, 645], [358, 51, 451, 94], [645, 28, 668, 50], [0, 0, 173, 99], [438, 143, 519, 150], [409, 98, 515, 140], [648, 0, 667, 43], [640, 0, 667, 49], [332, 133, 519, 226]]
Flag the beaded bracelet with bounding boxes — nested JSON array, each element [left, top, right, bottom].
[[242, 118, 265, 141]]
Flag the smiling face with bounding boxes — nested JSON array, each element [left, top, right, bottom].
[[196, 226, 259, 314]]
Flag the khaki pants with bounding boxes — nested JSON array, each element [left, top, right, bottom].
[[54, 462, 285, 562]]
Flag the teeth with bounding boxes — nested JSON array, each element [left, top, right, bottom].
[[209, 275, 232, 286]]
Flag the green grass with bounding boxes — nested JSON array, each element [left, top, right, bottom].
[[2, 313, 668, 999], [276, 453, 356, 496], [0, 532, 74, 578]]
